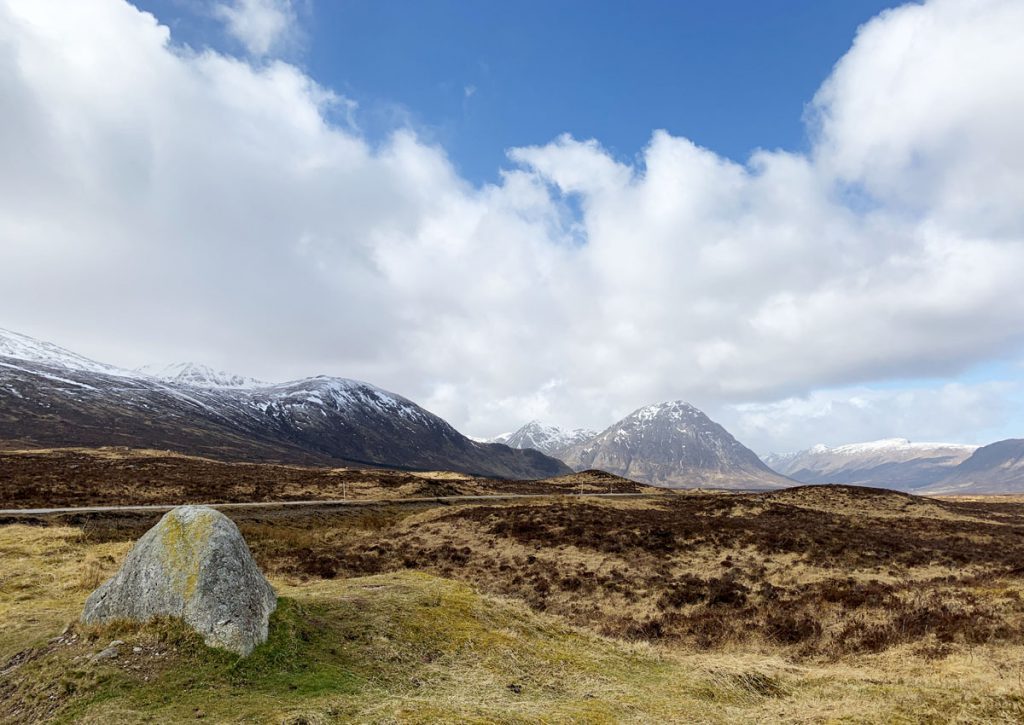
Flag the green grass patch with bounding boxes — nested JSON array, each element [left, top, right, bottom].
[[5, 573, 683, 723]]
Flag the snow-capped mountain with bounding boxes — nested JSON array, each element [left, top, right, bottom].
[[559, 401, 790, 489], [492, 421, 597, 457], [0, 328, 569, 479], [764, 438, 977, 491], [137, 362, 266, 389], [0, 327, 133, 377]]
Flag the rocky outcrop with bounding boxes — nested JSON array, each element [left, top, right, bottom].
[[81, 506, 276, 656]]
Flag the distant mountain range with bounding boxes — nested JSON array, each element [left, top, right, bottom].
[[497, 403, 791, 490], [135, 362, 266, 389], [764, 439, 977, 491], [4, 327, 1022, 494], [488, 421, 597, 458], [923, 439, 1024, 494], [765, 438, 1024, 494], [490, 415, 1024, 494], [0, 328, 569, 480]]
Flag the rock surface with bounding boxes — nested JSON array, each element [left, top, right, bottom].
[[81, 506, 276, 656]]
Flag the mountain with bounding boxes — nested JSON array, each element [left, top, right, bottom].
[[764, 438, 977, 491], [137, 362, 266, 389], [0, 328, 569, 479], [558, 401, 791, 489], [923, 439, 1024, 494], [0, 327, 132, 377], [493, 421, 597, 457]]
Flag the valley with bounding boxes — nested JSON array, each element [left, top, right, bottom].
[[4, 1, 1023, 721], [4, 327, 1024, 722]]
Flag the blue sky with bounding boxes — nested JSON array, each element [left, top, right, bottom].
[[136, 0, 904, 183], [3, 0, 1023, 452]]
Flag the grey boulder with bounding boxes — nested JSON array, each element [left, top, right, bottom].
[[81, 505, 276, 656]]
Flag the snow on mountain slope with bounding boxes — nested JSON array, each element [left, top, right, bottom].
[[495, 421, 597, 456], [0, 328, 569, 479], [559, 401, 790, 489], [247, 376, 435, 427], [0, 327, 133, 377], [765, 439, 977, 491], [137, 362, 266, 389]]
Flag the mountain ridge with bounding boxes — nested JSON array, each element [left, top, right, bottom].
[[136, 362, 267, 389], [764, 438, 977, 491], [491, 420, 598, 457], [0, 329, 569, 480], [923, 439, 1024, 494]]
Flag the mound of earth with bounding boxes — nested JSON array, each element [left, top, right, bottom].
[[762, 484, 953, 519], [533, 469, 654, 493]]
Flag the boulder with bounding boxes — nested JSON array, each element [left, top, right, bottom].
[[81, 505, 276, 656]]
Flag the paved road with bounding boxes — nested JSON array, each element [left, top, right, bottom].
[[0, 491, 658, 517]]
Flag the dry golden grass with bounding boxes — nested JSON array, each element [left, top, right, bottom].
[[936, 494, 1024, 504], [0, 525, 128, 661], [3, 522, 1024, 723], [225, 486, 1024, 667]]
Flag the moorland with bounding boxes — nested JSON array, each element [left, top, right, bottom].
[[3, 451, 1024, 722]]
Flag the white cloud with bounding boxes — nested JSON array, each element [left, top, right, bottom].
[[810, 0, 1024, 237], [214, 0, 299, 57], [0, 0, 1023, 450], [719, 381, 1023, 455]]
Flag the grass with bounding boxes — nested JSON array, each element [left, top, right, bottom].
[[255, 489, 1024, 659], [3, 522, 1024, 722], [0, 523, 791, 723]]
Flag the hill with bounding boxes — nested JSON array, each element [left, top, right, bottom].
[[925, 439, 1024, 494], [0, 447, 650, 509]]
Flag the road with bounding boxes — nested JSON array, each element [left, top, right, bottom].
[[0, 491, 658, 517]]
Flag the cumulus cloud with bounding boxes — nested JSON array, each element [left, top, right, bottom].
[[214, 0, 300, 57], [0, 0, 1022, 449], [810, 0, 1024, 237]]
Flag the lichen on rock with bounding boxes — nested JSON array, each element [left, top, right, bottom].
[[81, 506, 276, 656]]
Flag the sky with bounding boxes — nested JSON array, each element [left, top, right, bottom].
[[1, 0, 1023, 454], [134, 0, 905, 184]]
